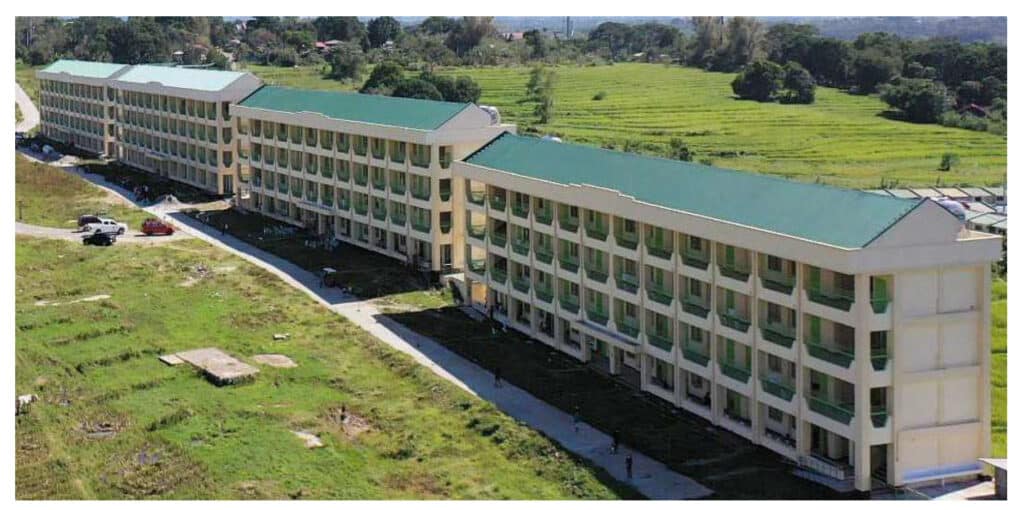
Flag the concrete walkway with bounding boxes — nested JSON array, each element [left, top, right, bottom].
[[16, 138, 713, 499], [16, 82, 40, 133]]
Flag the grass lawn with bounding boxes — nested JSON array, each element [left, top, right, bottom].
[[17, 102, 23, 124], [15, 236, 636, 500], [244, 62, 1005, 188], [17, 62, 41, 103], [15, 154, 151, 228], [991, 277, 1006, 457]]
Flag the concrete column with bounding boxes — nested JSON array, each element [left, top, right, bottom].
[[750, 249, 761, 444], [609, 345, 621, 375], [795, 261, 810, 460], [709, 240, 720, 426], [854, 273, 873, 492], [978, 265, 993, 458]]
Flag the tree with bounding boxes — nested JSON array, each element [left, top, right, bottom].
[[956, 80, 984, 107], [780, 61, 816, 104], [764, 23, 819, 67], [417, 16, 458, 35], [687, 17, 726, 68], [731, 60, 783, 102], [445, 17, 495, 56], [804, 37, 852, 86], [360, 61, 405, 93], [668, 138, 694, 161], [108, 17, 172, 64], [392, 78, 443, 101], [367, 16, 402, 48], [721, 17, 764, 70], [312, 17, 366, 43], [208, 49, 230, 70], [880, 77, 953, 123], [851, 49, 901, 93], [533, 68, 557, 124], [325, 44, 366, 81], [451, 76, 482, 103], [524, 29, 547, 59]]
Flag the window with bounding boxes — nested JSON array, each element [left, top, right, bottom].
[[689, 236, 702, 251], [768, 407, 783, 422], [767, 255, 782, 272]]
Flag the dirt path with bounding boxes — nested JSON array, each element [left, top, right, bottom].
[[16, 222, 186, 245]]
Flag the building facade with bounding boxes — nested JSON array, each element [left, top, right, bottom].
[[454, 133, 1001, 492], [231, 86, 512, 273], [37, 60, 130, 156]]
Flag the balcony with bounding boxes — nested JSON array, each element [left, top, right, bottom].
[[372, 208, 387, 221], [761, 269, 796, 294], [615, 232, 639, 250], [535, 285, 554, 303], [439, 188, 451, 202], [321, 196, 334, 208], [806, 393, 854, 425], [468, 189, 486, 206], [512, 238, 530, 256], [805, 338, 854, 369], [585, 264, 609, 284], [646, 284, 673, 305], [719, 311, 751, 333], [468, 224, 486, 241], [354, 173, 368, 187], [682, 249, 710, 270], [468, 259, 486, 275], [616, 318, 640, 338], [871, 407, 889, 428], [615, 272, 639, 293], [760, 377, 795, 401], [491, 232, 507, 248], [682, 295, 710, 319], [559, 255, 580, 273], [871, 348, 889, 371], [559, 214, 579, 233], [291, 187, 302, 198], [719, 262, 751, 282], [586, 307, 609, 325], [647, 331, 673, 351], [719, 359, 751, 383], [807, 286, 855, 312], [490, 194, 507, 211], [683, 345, 711, 367], [871, 297, 890, 314], [354, 203, 368, 216], [491, 267, 508, 283], [585, 222, 608, 241], [760, 321, 796, 348], [412, 219, 431, 234], [513, 275, 531, 294], [440, 218, 452, 234], [646, 241, 673, 260], [535, 245, 554, 264], [535, 208, 553, 225], [411, 186, 431, 201], [391, 213, 406, 226], [560, 295, 580, 313], [512, 202, 530, 219], [390, 181, 406, 195]]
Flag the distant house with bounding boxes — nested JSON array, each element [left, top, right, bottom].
[[501, 32, 525, 41]]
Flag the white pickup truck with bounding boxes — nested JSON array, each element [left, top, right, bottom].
[[84, 218, 127, 236]]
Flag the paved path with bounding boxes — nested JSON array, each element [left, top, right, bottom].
[[21, 145, 713, 500], [15, 222, 186, 245], [16, 82, 40, 133]]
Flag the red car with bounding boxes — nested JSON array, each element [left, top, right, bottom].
[[141, 219, 175, 236]]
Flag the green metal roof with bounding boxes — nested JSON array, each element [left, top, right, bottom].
[[465, 133, 923, 249], [40, 59, 129, 79], [238, 86, 470, 131], [114, 65, 249, 91]]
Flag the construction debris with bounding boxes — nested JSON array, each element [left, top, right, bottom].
[[273, 333, 290, 341], [174, 348, 259, 385], [252, 354, 297, 368], [158, 354, 185, 366]]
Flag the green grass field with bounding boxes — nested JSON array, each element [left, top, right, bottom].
[[243, 62, 1006, 188], [15, 236, 633, 499], [15, 154, 151, 228], [17, 62, 41, 103]]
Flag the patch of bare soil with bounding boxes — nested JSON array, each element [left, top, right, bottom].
[[103, 442, 209, 498], [234, 479, 285, 499], [78, 414, 129, 440], [324, 406, 373, 439], [382, 471, 450, 498], [252, 354, 297, 368]]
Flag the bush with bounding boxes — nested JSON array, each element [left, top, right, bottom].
[[938, 153, 960, 172], [592, 91, 607, 101], [360, 61, 405, 93], [731, 60, 784, 102], [779, 61, 816, 104], [880, 77, 953, 123], [391, 78, 443, 101]]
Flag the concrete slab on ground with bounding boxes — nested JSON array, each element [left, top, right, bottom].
[[175, 348, 259, 384], [252, 354, 297, 368]]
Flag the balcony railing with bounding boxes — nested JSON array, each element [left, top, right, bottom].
[[490, 194, 507, 211], [440, 219, 452, 234], [682, 249, 710, 270], [391, 213, 406, 226], [719, 360, 751, 383], [683, 344, 711, 366], [647, 331, 673, 351], [586, 307, 609, 325], [535, 285, 554, 303], [468, 189, 486, 206], [805, 338, 854, 368], [491, 267, 507, 283], [806, 393, 854, 425], [647, 286, 674, 306], [871, 348, 889, 371], [412, 219, 431, 233], [354, 203, 368, 215], [468, 259, 486, 275], [585, 223, 608, 240], [646, 242, 673, 260], [760, 377, 795, 401], [616, 318, 640, 338], [719, 262, 751, 282], [468, 224, 486, 240], [535, 208, 553, 225], [871, 407, 889, 428], [513, 276, 531, 294], [391, 182, 406, 195], [559, 255, 580, 273], [760, 321, 796, 348], [871, 297, 891, 314], [535, 245, 554, 264], [615, 272, 639, 293], [512, 202, 530, 218], [682, 295, 711, 319], [512, 238, 530, 256], [559, 215, 579, 233], [411, 186, 431, 201], [719, 312, 751, 333], [807, 286, 855, 311], [585, 265, 609, 283], [761, 269, 796, 294], [560, 295, 580, 313], [615, 232, 639, 250], [372, 208, 387, 221], [491, 232, 507, 247]]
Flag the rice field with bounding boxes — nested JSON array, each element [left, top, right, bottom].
[[244, 62, 1006, 188]]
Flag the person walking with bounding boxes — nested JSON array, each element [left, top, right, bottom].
[[572, 406, 582, 434], [625, 453, 634, 479], [493, 367, 503, 388], [611, 428, 620, 454]]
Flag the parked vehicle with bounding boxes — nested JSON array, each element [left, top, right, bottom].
[[82, 232, 116, 246], [84, 218, 127, 235], [77, 214, 103, 229], [141, 218, 174, 236]]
